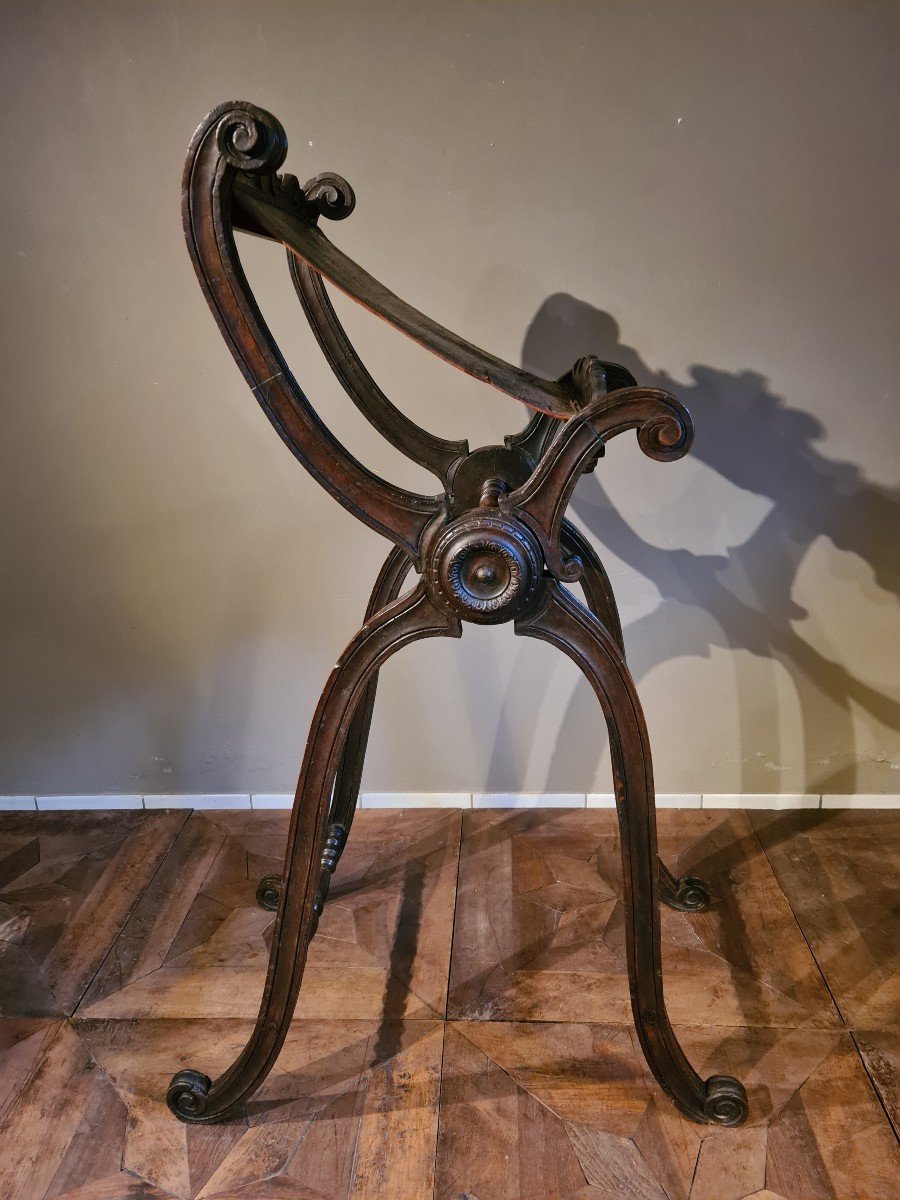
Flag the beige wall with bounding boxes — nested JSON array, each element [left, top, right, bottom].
[[1, 1, 897, 797]]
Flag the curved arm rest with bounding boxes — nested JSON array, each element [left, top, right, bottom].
[[504, 357, 639, 468], [288, 254, 469, 485], [183, 101, 440, 560], [232, 169, 580, 419], [501, 360, 693, 580]]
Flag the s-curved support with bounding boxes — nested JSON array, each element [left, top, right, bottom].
[[234, 173, 581, 418], [257, 545, 417, 913], [330, 547, 416, 837], [503, 362, 693, 581], [560, 521, 712, 913], [168, 582, 460, 1123], [289, 256, 469, 487], [516, 582, 747, 1126], [183, 101, 440, 560], [560, 519, 625, 653], [504, 357, 639, 470]]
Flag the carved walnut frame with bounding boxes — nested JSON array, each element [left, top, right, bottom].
[[166, 101, 749, 1129]]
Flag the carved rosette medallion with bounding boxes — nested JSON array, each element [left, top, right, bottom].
[[426, 514, 543, 624]]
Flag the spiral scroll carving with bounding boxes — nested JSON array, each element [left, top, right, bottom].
[[703, 1075, 749, 1126], [564, 358, 693, 463], [303, 172, 356, 221], [637, 410, 692, 461], [673, 875, 712, 912], [256, 873, 282, 912], [167, 1069, 212, 1122], [215, 103, 288, 174]]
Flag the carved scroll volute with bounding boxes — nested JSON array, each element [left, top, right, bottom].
[[500, 359, 694, 581], [182, 101, 440, 561]]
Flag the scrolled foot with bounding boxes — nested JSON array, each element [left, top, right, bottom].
[[256, 873, 282, 911], [670, 875, 712, 912], [703, 1075, 749, 1126], [166, 1069, 211, 1123]]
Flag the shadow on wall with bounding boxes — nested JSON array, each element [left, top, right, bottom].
[[519, 294, 899, 795]]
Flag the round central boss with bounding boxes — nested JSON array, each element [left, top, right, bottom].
[[426, 514, 543, 624]]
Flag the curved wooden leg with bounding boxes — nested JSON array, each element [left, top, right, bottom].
[[169, 583, 459, 1123], [561, 518, 625, 654], [563, 520, 712, 914], [516, 582, 747, 1126], [329, 548, 414, 834], [256, 548, 414, 912]]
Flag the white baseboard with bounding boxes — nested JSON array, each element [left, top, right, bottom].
[[363, 792, 472, 808], [36, 794, 142, 811], [250, 794, 293, 810], [0, 796, 38, 811], [143, 794, 251, 810], [473, 792, 583, 809], [703, 793, 819, 811], [1, 792, 897, 812], [821, 793, 900, 809], [588, 793, 703, 809]]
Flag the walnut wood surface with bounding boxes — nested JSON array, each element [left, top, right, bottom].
[[183, 103, 441, 561], [287, 254, 469, 487], [0, 807, 896, 1199], [448, 809, 841, 1030], [175, 99, 745, 1129], [0, 811, 187, 1018], [234, 178, 581, 419], [748, 810, 899, 1029]]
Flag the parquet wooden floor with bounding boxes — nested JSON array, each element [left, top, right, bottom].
[[0, 807, 896, 1199]]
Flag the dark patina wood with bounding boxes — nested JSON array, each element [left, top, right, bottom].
[[167, 101, 748, 1129]]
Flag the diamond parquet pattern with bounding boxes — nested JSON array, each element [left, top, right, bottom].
[[0, 806, 896, 1199]]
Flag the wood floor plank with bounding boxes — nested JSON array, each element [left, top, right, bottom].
[[435, 1021, 898, 1200], [435, 1024, 587, 1200], [0, 1021, 99, 1200], [852, 1028, 898, 1138], [48, 814, 189, 1013], [0, 834, 40, 888], [688, 1125, 766, 1200], [632, 1096, 702, 1200], [348, 1023, 443, 1200], [448, 809, 841, 1029], [0, 811, 187, 1017], [79, 810, 461, 1023], [749, 809, 899, 1028], [44, 1062, 131, 1200], [72, 1016, 444, 1200], [0, 1016, 58, 1121], [566, 1125, 667, 1199], [0, 807, 894, 1199], [80, 813, 227, 1011], [51, 1181, 175, 1200]]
